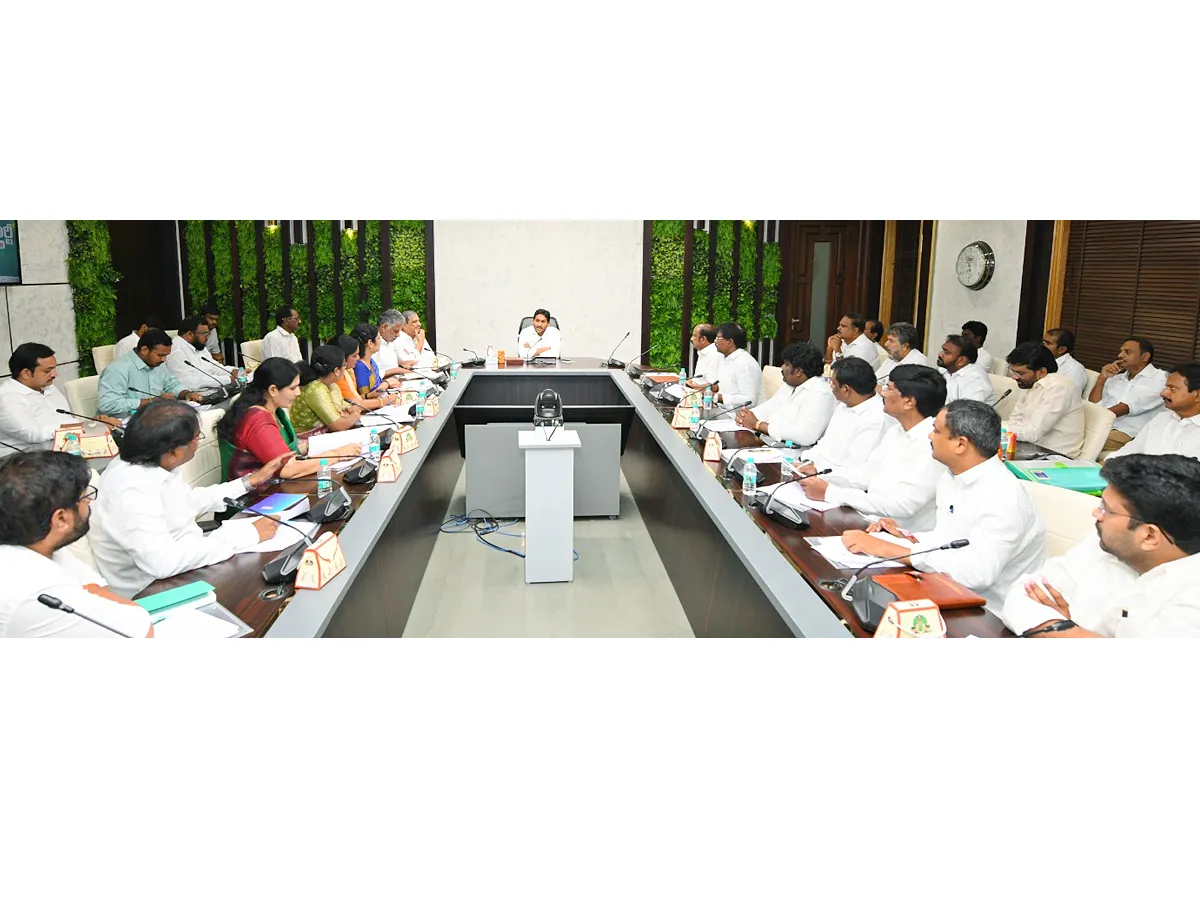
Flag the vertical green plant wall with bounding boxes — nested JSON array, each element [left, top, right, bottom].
[[648, 220, 686, 369], [390, 220, 427, 324], [67, 221, 121, 377]]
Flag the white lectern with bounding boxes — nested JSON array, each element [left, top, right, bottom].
[[518, 428, 581, 583]]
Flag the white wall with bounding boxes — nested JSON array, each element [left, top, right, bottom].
[[926, 221, 1028, 364], [1, 221, 80, 380], [433, 221, 643, 363]]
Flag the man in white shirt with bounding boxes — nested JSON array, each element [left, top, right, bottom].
[[796, 356, 896, 472], [373, 309, 409, 381], [874, 321, 932, 386], [89, 400, 288, 597], [167, 315, 239, 394], [826, 312, 878, 369], [0, 343, 122, 457], [1042, 327, 1088, 397], [113, 317, 161, 361], [1108, 363, 1200, 461], [1002, 341, 1085, 458], [841, 399, 1046, 611], [962, 320, 994, 373], [800, 364, 947, 531], [518, 308, 562, 361], [686, 324, 722, 387], [1002, 453, 1200, 637], [0, 451, 153, 638], [937, 334, 996, 404], [709, 322, 762, 409], [735, 341, 836, 446], [1089, 336, 1168, 452], [202, 307, 225, 363], [261, 306, 304, 363]]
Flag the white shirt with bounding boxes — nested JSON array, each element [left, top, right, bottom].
[[693, 342, 722, 383], [874, 348, 933, 386], [908, 456, 1047, 611], [0, 379, 77, 456], [803, 394, 897, 472], [824, 416, 944, 531], [714, 348, 763, 408], [1108, 409, 1200, 461], [1100, 363, 1168, 438], [1054, 352, 1088, 397], [943, 363, 996, 405], [749, 376, 837, 446], [113, 330, 140, 361], [834, 333, 877, 368], [374, 336, 401, 375], [974, 346, 995, 373], [517, 325, 562, 360], [1003, 372, 1085, 458], [1000, 532, 1200, 638], [0, 545, 151, 638], [205, 327, 222, 357], [392, 331, 422, 367], [89, 458, 262, 597], [166, 335, 234, 393], [261, 325, 302, 363]]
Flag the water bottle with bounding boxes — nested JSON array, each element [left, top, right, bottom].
[[781, 440, 796, 483], [485, 345, 497, 367], [703, 386, 713, 411], [317, 459, 332, 497], [369, 429, 381, 460], [64, 433, 83, 457], [678, 367, 686, 388], [415, 390, 426, 424], [999, 427, 1008, 460], [742, 454, 758, 496], [237, 368, 248, 386], [689, 405, 700, 433]]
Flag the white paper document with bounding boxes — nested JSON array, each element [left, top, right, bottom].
[[701, 419, 751, 434], [805, 533, 915, 569], [360, 408, 414, 428], [661, 383, 686, 400], [722, 448, 785, 465], [760, 480, 840, 513], [237, 520, 320, 554], [152, 607, 241, 639], [305, 429, 372, 458]]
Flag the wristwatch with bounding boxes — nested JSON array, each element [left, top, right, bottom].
[[241, 474, 254, 493], [1021, 619, 1078, 637]]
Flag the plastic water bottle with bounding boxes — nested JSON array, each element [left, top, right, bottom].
[[415, 390, 426, 424], [369, 429, 381, 460], [64, 433, 83, 457], [317, 459, 332, 497], [999, 427, 1008, 460], [689, 405, 700, 433], [781, 440, 797, 483], [485, 345, 497, 368], [678, 367, 686, 389], [742, 454, 758, 495], [703, 386, 713, 411], [237, 368, 248, 386]]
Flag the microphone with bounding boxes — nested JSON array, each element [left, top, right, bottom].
[[460, 348, 485, 368], [37, 593, 134, 637], [603, 330, 631, 368], [128, 386, 162, 398], [832, 537, 970, 629], [624, 349, 650, 373], [838, 538, 970, 600], [296, 452, 377, 485], [759, 468, 832, 522], [184, 359, 229, 395], [991, 389, 1012, 407], [53, 409, 124, 448], [0, 437, 26, 454], [701, 399, 752, 420], [221, 497, 318, 584], [653, 385, 706, 407]]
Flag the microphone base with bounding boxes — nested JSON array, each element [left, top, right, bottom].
[[262, 540, 307, 584], [460, 359, 485, 369], [604, 358, 625, 369], [847, 578, 896, 631]]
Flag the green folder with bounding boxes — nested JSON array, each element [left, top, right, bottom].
[[1005, 460, 1106, 495], [136, 581, 216, 616]]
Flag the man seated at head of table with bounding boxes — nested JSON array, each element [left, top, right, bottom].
[[113, 315, 163, 361], [518, 308, 561, 361], [89, 400, 291, 598], [685, 323, 722, 389], [794, 356, 895, 472], [0, 451, 154, 638], [873, 321, 932, 387], [166, 315, 240, 394], [97, 328, 205, 417], [840, 399, 1046, 611], [329, 335, 398, 413], [709, 322, 763, 410], [799, 364, 947, 532], [937, 334, 995, 404], [1107, 363, 1200, 462], [290, 345, 366, 435], [1001, 453, 1200, 637], [1088, 335, 1168, 453], [961, 320, 994, 373], [0, 343, 123, 457], [734, 341, 836, 447], [218, 359, 362, 482], [1002, 340, 1085, 458]]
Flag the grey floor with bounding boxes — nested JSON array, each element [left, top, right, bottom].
[[404, 470, 694, 637]]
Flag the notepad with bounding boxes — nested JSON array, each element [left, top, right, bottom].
[[151, 607, 241, 639], [136, 581, 216, 616], [247, 493, 310, 520]]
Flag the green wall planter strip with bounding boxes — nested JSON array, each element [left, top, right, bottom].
[[67, 220, 120, 377]]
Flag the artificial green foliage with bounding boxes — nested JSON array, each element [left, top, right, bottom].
[[185, 220, 207, 311], [390, 220, 426, 323], [263, 225, 284, 316], [363, 221, 383, 326], [712, 221, 735, 327], [738, 221, 758, 339], [648, 220, 686, 369], [689, 226, 709, 330], [67, 221, 121, 377], [339, 230, 362, 325], [761, 240, 780, 339], [288, 240, 307, 335], [312, 221, 336, 342], [208, 220, 234, 333], [234, 220, 258, 341]]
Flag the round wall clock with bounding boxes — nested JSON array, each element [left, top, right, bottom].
[[955, 241, 995, 291]]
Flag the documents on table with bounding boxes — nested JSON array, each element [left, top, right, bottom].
[[760, 480, 839, 512], [805, 532, 915, 569], [151, 607, 241, 639], [239, 520, 320, 554], [661, 383, 686, 400], [701, 419, 751, 433], [305, 428, 373, 458], [721, 447, 785, 464], [360, 408, 414, 428]]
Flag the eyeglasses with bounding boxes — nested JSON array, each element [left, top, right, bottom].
[[79, 486, 98, 502], [1096, 501, 1177, 545]]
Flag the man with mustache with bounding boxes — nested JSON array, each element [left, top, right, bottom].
[[1107, 363, 1200, 462], [1088, 336, 1167, 453]]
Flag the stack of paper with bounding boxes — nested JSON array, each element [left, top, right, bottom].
[[805, 533, 915, 569], [152, 607, 241, 639], [701, 419, 750, 434], [238, 520, 320, 554], [722, 448, 785, 465], [760, 481, 840, 513]]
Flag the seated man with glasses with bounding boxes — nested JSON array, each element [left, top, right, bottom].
[[1001, 453, 1200, 637], [0, 451, 154, 638]]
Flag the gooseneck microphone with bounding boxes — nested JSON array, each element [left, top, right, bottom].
[[184, 359, 229, 392], [37, 593, 134, 637], [221, 496, 318, 583], [0, 437, 26, 454], [762, 467, 832, 520], [53, 409, 124, 448], [991, 389, 1012, 408], [603, 331, 631, 369], [461, 348, 485, 368], [839, 538, 970, 600], [296, 451, 378, 485]]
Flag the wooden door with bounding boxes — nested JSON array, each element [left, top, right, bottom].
[[779, 221, 871, 348]]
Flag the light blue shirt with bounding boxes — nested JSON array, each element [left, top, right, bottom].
[[96, 351, 184, 416]]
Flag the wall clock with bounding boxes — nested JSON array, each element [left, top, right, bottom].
[[956, 241, 995, 291]]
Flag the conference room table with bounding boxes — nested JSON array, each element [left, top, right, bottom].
[[136, 357, 1010, 638]]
